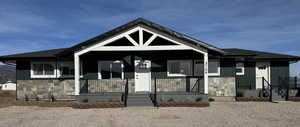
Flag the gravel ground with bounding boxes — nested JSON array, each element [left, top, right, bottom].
[[0, 102, 299, 127]]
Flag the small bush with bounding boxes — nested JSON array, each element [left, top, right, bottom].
[[82, 99, 89, 103], [50, 95, 56, 102], [35, 96, 40, 101], [167, 98, 174, 102], [195, 97, 202, 102], [236, 90, 245, 97], [208, 98, 215, 102], [25, 95, 29, 101]]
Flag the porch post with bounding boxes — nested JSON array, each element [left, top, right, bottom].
[[74, 54, 80, 95], [204, 53, 209, 94]]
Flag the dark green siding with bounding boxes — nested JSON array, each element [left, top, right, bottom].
[[220, 59, 235, 77], [236, 62, 256, 89], [16, 61, 31, 80], [270, 61, 289, 87]]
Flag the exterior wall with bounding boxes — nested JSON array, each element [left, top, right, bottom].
[[270, 61, 289, 87], [17, 80, 75, 100], [236, 62, 256, 89], [208, 77, 236, 96]]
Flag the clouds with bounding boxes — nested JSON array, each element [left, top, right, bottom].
[[0, 0, 299, 76]]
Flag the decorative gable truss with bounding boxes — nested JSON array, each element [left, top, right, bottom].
[[75, 26, 207, 56]]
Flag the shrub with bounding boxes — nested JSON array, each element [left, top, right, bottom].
[[167, 98, 174, 102], [82, 99, 89, 103], [208, 98, 215, 102], [195, 97, 202, 102], [25, 94, 29, 101]]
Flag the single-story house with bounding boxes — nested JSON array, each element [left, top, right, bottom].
[[1, 81, 16, 91], [0, 18, 299, 105]]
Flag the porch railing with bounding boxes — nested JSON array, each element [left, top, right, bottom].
[[152, 76, 204, 107], [80, 79, 126, 94], [152, 76, 204, 94]]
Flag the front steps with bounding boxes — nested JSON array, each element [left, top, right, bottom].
[[127, 93, 153, 106]]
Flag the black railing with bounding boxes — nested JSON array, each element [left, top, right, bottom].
[[154, 77, 158, 107], [262, 77, 272, 102], [79, 79, 125, 94], [124, 78, 129, 107], [190, 76, 204, 93]]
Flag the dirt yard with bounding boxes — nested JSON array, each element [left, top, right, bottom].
[[0, 102, 299, 127]]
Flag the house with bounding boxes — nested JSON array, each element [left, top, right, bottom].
[[1, 81, 16, 91], [0, 18, 299, 105]]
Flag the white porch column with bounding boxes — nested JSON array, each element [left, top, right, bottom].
[[204, 53, 209, 94], [74, 54, 80, 95]]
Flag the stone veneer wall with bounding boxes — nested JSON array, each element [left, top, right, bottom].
[[208, 77, 236, 96], [17, 80, 75, 100]]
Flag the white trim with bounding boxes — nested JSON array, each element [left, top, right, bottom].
[[143, 34, 157, 46], [204, 53, 208, 94], [139, 28, 143, 46], [125, 35, 139, 46], [74, 55, 80, 95], [30, 61, 57, 78], [75, 27, 140, 56], [255, 62, 271, 88], [167, 60, 193, 77], [98, 60, 124, 80], [92, 45, 192, 51], [207, 59, 220, 76], [236, 62, 245, 75], [134, 60, 152, 92]]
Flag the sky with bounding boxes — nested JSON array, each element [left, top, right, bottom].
[[0, 0, 299, 76]]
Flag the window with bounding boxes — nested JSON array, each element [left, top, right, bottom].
[[167, 60, 192, 76], [31, 62, 56, 78], [98, 61, 124, 79], [194, 60, 204, 76], [58, 62, 74, 77], [208, 59, 220, 76], [236, 62, 245, 75]]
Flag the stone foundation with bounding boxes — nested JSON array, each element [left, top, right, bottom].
[[208, 77, 236, 97], [17, 80, 75, 100]]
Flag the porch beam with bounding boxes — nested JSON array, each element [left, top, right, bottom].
[[91, 45, 192, 51], [139, 28, 143, 46], [204, 53, 209, 94], [125, 35, 139, 46], [74, 54, 80, 95], [144, 35, 157, 46]]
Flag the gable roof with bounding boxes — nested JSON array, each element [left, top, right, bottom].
[[58, 18, 225, 56], [223, 48, 300, 60], [0, 48, 66, 60]]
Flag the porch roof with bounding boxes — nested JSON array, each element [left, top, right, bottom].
[[223, 48, 300, 60], [57, 18, 225, 56], [0, 47, 299, 61]]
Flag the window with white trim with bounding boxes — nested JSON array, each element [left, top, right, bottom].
[[58, 62, 74, 77], [31, 62, 56, 78], [98, 61, 124, 79], [208, 59, 220, 76], [236, 62, 245, 75], [167, 60, 192, 77], [194, 60, 204, 76]]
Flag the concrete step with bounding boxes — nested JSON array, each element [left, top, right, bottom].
[[126, 94, 153, 106]]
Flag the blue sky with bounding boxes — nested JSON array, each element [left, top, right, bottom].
[[0, 0, 299, 76]]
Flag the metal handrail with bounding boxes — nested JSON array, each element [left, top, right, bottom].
[[124, 78, 128, 107], [190, 77, 203, 93], [262, 77, 272, 102]]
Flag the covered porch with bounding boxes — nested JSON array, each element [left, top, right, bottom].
[[73, 26, 209, 102]]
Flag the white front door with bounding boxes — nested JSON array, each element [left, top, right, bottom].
[[135, 60, 151, 92], [256, 62, 270, 89]]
